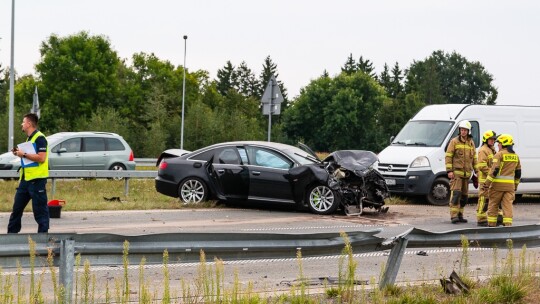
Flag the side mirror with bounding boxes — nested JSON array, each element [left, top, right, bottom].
[[389, 136, 395, 145], [58, 147, 67, 153]]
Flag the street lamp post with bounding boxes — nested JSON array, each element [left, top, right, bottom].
[[8, 0, 15, 151], [180, 35, 187, 149]]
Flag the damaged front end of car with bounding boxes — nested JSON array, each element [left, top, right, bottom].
[[288, 150, 390, 215]]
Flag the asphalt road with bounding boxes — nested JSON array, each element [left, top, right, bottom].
[[1, 200, 539, 301]]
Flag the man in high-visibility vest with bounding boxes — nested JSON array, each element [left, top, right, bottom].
[[7, 113, 50, 233], [445, 120, 478, 224], [483, 134, 521, 227]]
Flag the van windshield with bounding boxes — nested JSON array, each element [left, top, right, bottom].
[[392, 121, 454, 147]]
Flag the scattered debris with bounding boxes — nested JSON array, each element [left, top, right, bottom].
[[103, 196, 122, 202], [417, 250, 428, 256], [440, 270, 470, 294]]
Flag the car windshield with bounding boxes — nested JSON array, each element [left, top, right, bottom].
[[392, 121, 454, 147]]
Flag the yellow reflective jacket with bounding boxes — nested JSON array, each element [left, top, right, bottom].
[[476, 143, 495, 184], [445, 135, 477, 178], [485, 148, 521, 191], [19, 131, 49, 181]]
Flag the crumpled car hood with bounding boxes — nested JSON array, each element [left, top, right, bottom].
[[323, 150, 378, 177]]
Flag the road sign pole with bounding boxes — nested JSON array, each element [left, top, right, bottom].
[[267, 78, 274, 142]]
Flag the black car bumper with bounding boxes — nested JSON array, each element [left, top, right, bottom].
[[155, 177, 179, 198], [383, 170, 436, 196]]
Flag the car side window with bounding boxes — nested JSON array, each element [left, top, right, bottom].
[[52, 138, 81, 153], [190, 149, 215, 161], [250, 147, 293, 169], [217, 148, 241, 164], [237, 147, 249, 164], [84, 137, 106, 152], [106, 138, 125, 151]]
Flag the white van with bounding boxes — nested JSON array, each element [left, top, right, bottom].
[[377, 104, 540, 205]]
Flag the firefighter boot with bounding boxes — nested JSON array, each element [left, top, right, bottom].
[[458, 196, 468, 223], [450, 191, 462, 224]]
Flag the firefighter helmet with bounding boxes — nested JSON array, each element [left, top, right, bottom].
[[482, 130, 497, 143], [458, 120, 472, 135], [496, 134, 514, 146]]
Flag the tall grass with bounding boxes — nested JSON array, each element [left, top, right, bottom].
[[4, 236, 540, 303]]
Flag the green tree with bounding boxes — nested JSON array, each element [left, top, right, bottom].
[[341, 53, 357, 75], [357, 56, 377, 79], [258, 56, 287, 102], [389, 62, 404, 99], [35, 31, 122, 131], [283, 71, 388, 152], [216, 61, 237, 96], [405, 50, 498, 105], [378, 63, 391, 93], [236, 61, 260, 98]]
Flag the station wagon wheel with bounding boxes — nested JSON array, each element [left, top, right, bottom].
[[109, 163, 126, 180], [306, 184, 339, 215], [179, 178, 208, 204]]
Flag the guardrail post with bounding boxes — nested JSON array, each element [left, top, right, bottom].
[[51, 178, 56, 198], [59, 239, 75, 303], [379, 236, 409, 289], [124, 178, 129, 196]]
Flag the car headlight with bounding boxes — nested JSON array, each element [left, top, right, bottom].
[[9, 157, 21, 164], [410, 156, 430, 168]]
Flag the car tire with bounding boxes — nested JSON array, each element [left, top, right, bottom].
[[178, 178, 208, 204], [109, 163, 126, 180], [427, 177, 450, 206], [306, 184, 339, 215]]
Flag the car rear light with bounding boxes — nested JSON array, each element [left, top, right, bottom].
[[129, 150, 134, 161], [159, 161, 168, 170]]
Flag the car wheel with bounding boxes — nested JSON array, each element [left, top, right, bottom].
[[306, 184, 339, 215], [109, 163, 126, 180], [427, 177, 450, 206], [178, 178, 208, 204]]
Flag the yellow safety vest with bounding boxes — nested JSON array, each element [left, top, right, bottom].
[[20, 131, 49, 181]]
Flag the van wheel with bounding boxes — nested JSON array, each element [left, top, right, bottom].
[[427, 177, 450, 206]]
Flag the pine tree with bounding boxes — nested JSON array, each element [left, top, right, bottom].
[[236, 61, 259, 98], [259, 55, 287, 101], [389, 62, 404, 99], [379, 63, 391, 94], [357, 56, 377, 79], [216, 61, 238, 96], [341, 53, 357, 75]]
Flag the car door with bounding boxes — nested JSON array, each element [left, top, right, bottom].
[[208, 146, 249, 200], [245, 146, 295, 203], [49, 137, 84, 170], [82, 137, 107, 169]]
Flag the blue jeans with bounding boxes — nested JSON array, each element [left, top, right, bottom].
[[8, 178, 49, 233]]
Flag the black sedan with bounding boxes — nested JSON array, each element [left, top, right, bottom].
[[155, 141, 389, 215]]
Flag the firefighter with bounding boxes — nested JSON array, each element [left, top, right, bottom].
[[483, 134, 521, 227], [445, 120, 478, 224], [475, 130, 497, 226]]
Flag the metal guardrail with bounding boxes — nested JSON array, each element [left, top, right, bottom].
[[134, 158, 158, 167], [2, 224, 540, 302], [0, 170, 157, 196]]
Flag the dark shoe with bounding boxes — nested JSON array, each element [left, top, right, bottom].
[[458, 217, 468, 223], [477, 222, 488, 227], [451, 217, 460, 224]]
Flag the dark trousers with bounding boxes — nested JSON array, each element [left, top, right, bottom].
[[8, 178, 49, 233]]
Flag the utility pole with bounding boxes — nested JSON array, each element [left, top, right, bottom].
[[8, 0, 16, 150]]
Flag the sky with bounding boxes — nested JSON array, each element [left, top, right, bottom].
[[1, 0, 539, 106]]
